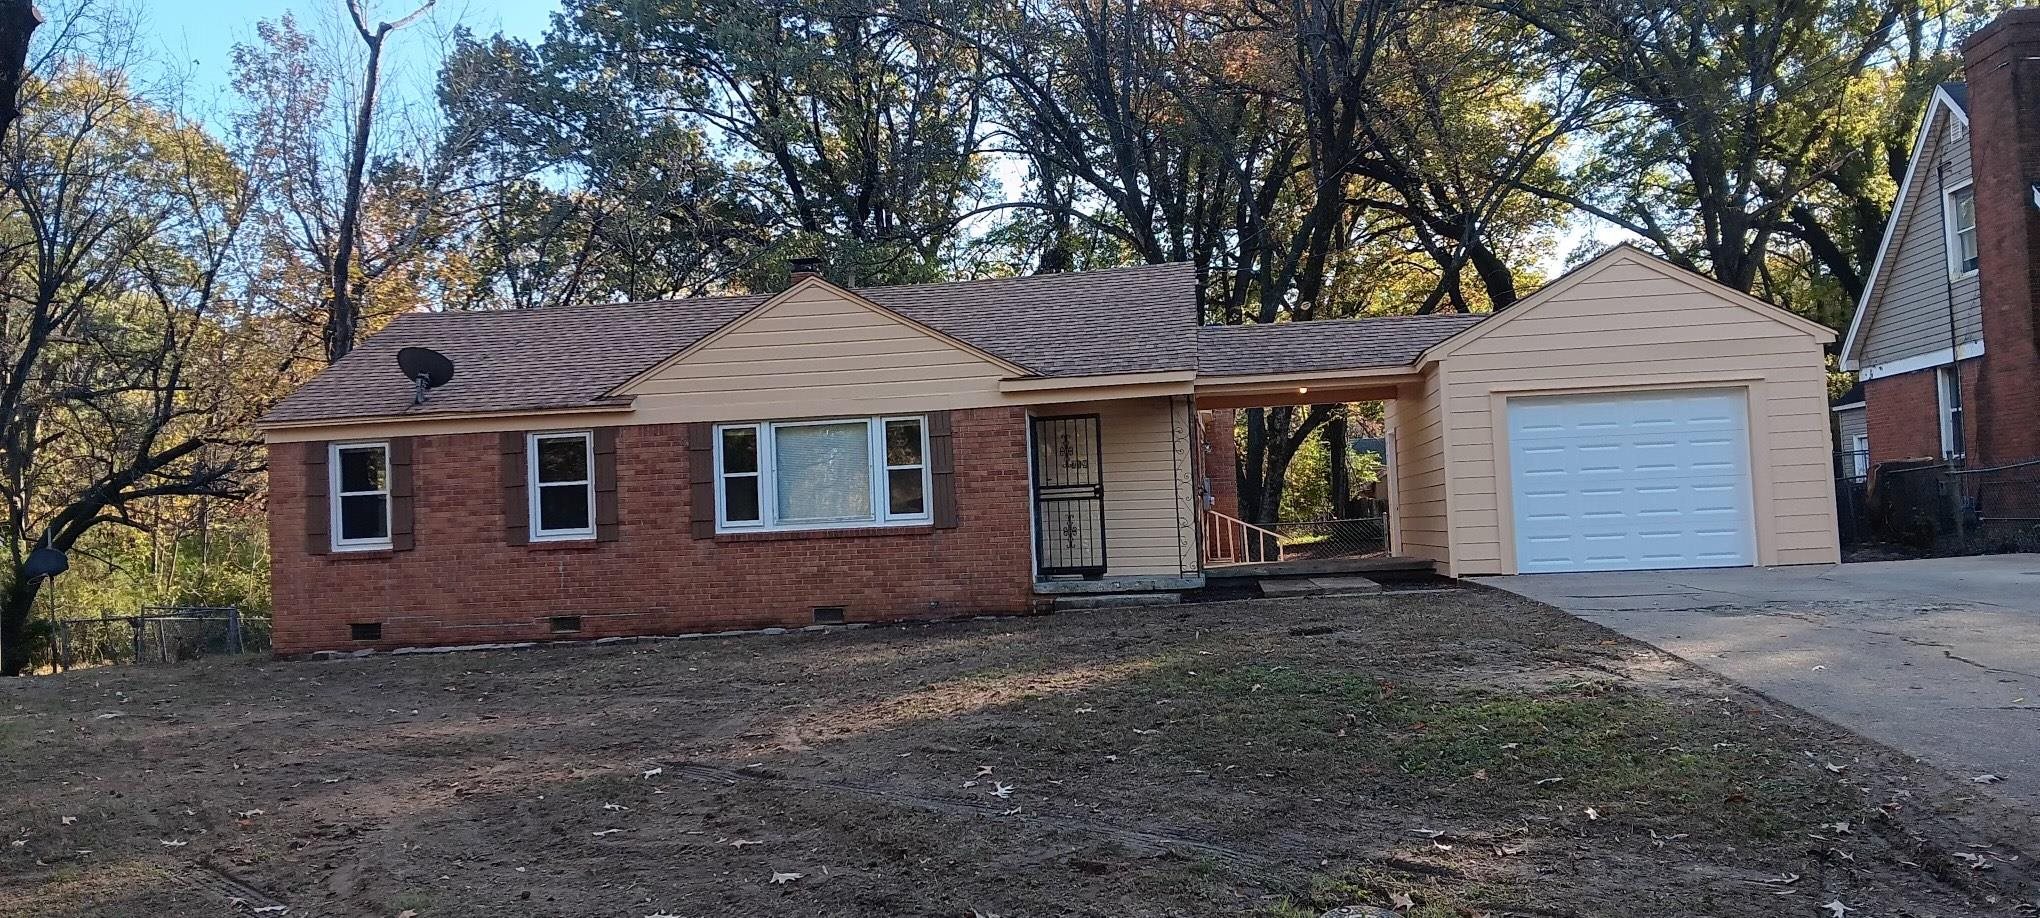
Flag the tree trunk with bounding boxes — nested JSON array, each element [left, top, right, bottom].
[[1, 567, 42, 676], [328, 25, 392, 363], [0, 0, 39, 146]]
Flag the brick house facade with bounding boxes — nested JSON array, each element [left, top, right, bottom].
[[1847, 10, 2040, 468], [267, 409, 1036, 655]]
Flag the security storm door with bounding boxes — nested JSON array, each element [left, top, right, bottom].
[[1507, 389, 1757, 573], [1031, 415, 1107, 576]]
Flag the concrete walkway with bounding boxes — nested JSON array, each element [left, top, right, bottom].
[[1483, 555, 2040, 811]]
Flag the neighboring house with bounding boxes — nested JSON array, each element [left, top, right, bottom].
[[1832, 383, 1869, 478], [1840, 10, 2040, 468], [260, 245, 1840, 654]]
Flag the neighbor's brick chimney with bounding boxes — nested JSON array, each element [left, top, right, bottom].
[[1962, 8, 2040, 465]]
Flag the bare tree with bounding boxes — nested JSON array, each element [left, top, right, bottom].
[[326, 0, 433, 361]]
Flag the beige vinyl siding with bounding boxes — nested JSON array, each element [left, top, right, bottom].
[[1438, 254, 1840, 574], [1859, 111, 1983, 368], [1041, 398, 1198, 578], [1384, 364, 1450, 569], [626, 284, 1012, 421]]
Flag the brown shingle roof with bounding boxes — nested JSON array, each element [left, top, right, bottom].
[[1195, 314, 1488, 377], [261, 263, 1489, 426], [261, 263, 1199, 426]]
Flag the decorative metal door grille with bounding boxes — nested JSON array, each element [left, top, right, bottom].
[[1032, 415, 1107, 576]]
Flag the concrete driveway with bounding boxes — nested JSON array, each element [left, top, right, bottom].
[[1484, 555, 2040, 811]]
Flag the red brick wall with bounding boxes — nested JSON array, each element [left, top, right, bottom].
[[1198, 408, 1240, 520], [1864, 361, 1983, 466], [267, 408, 1036, 654], [1963, 10, 2040, 465]]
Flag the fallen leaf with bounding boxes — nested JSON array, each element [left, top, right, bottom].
[[603, 803, 630, 811], [58, 816, 75, 826], [1824, 762, 1847, 773], [1584, 808, 1599, 821], [1823, 900, 1852, 917], [1495, 843, 1527, 856], [642, 767, 663, 779], [1971, 773, 2004, 784], [1390, 891, 1417, 910], [1956, 852, 1992, 870], [1534, 777, 1564, 785], [975, 765, 994, 777], [729, 839, 763, 848], [990, 781, 1015, 799], [398, 911, 418, 918], [1410, 828, 1447, 839], [770, 871, 803, 884], [236, 809, 265, 819], [159, 840, 187, 847], [592, 829, 624, 837]]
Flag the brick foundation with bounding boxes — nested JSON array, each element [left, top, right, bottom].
[[267, 408, 1036, 655]]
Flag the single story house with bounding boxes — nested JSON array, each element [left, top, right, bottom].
[[260, 245, 1841, 654], [1838, 10, 2040, 468]]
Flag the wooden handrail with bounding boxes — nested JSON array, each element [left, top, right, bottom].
[[1205, 511, 1285, 566]]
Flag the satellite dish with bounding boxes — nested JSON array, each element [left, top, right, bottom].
[[23, 546, 67, 581], [396, 347, 456, 405]]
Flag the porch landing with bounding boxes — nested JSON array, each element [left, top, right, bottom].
[[1202, 556, 1433, 580]]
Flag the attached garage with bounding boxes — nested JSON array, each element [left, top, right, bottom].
[[1383, 244, 1841, 577], [1505, 389, 1756, 573]]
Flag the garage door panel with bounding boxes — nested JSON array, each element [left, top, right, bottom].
[[1507, 390, 1756, 573]]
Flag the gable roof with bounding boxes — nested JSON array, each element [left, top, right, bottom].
[[1423, 244, 1835, 362], [1840, 83, 1972, 369], [261, 263, 1199, 426], [1197, 314, 1486, 377], [607, 275, 1035, 396]]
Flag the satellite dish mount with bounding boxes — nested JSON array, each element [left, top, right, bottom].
[[396, 347, 456, 406]]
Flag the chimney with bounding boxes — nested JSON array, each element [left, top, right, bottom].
[[787, 256, 826, 287], [1960, 8, 2040, 463]]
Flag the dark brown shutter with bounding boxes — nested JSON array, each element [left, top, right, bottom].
[[388, 437, 416, 551], [302, 440, 330, 555], [593, 427, 620, 542], [500, 431, 529, 546], [928, 411, 959, 529], [688, 423, 717, 539]]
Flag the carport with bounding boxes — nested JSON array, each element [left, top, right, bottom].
[[1189, 245, 1842, 578]]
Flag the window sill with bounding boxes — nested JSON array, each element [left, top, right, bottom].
[[322, 547, 394, 560], [523, 538, 604, 552], [714, 525, 935, 544]]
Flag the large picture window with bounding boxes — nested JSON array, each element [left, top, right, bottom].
[[529, 431, 596, 540], [715, 416, 930, 532], [330, 442, 392, 551]]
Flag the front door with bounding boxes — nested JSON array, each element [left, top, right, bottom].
[[1031, 414, 1107, 576]]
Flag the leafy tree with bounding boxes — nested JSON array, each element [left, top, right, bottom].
[[0, 55, 262, 675]]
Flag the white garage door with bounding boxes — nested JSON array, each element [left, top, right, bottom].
[[1507, 389, 1756, 573]]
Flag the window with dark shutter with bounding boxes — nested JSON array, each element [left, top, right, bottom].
[[928, 411, 958, 529], [500, 431, 529, 546], [593, 427, 620, 542], [389, 437, 416, 551], [687, 423, 716, 538], [302, 440, 330, 555]]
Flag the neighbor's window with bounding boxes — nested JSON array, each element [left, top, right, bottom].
[[1947, 185, 1979, 276], [330, 442, 392, 551], [1937, 365, 1965, 459], [715, 416, 931, 532], [528, 431, 596, 540]]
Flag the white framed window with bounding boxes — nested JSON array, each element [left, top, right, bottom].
[[330, 441, 392, 551], [1851, 435, 1870, 477], [714, 415, 931, 532], [528, 431, 596, 540], [1937, 365, 1965, 459], [1946, 183, 1979, 277]]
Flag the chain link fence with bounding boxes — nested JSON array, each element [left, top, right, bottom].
[[49, 606, 270, 671], [1848, 456, 2040, 554]]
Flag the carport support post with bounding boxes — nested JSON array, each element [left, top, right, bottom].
[[1947, 461, 1968, 547]]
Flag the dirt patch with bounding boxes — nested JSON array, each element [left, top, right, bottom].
[[3, 589, 2036, 917]]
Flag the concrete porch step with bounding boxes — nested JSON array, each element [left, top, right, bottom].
[[1257, 574, 1385, 598]]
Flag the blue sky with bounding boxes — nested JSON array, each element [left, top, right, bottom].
[[137, 0, 560, 114]]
